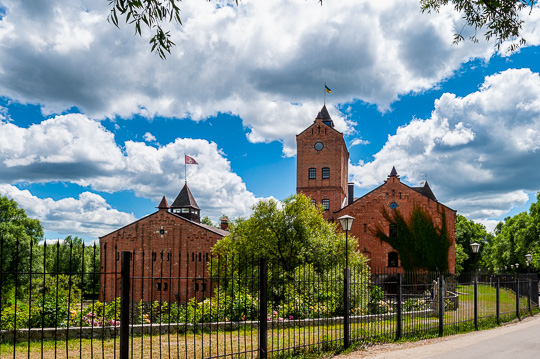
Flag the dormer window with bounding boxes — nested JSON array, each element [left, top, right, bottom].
[[322, 167, 330, 179]]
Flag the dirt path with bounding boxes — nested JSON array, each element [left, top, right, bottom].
[[336, 315, 540, 359]]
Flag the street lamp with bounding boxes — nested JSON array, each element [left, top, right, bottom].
[[470, 242, 480, 276], [338, 214, 354, 349], [526, 253, 532, 263], [338, 215, 355, 269]]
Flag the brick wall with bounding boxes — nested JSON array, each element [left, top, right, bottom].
[[334, 175, 456, 273], [296, 118, 349, 220], [100, 207, 224, 302]]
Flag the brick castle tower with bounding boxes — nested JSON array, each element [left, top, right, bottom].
[[296, 105, 350, 220]]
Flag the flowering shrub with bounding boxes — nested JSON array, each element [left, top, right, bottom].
[[403, 298, 430, 312]]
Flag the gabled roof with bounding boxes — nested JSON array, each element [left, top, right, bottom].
[[99, 209, 229, 239], [335, 177, 454, 215], [296, 106, 342, 138], [171, 182, 200, 210], [412, 181, 437, 202]]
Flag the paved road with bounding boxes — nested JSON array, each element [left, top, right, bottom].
[[340, 315, 540, 359]]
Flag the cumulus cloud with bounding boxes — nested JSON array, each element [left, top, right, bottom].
[[0, 184, 137, 237], [143, 132, 156, 142], [349, 68, 540, 224], [0, 114, 263, 234], [2, 0, 535, 156]]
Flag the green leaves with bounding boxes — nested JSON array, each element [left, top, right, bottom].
[[420, 0, 536, 52], [482, 193, 540, 272], [107, 0, 239, 59], [372, 205, 451, 272], [213, 193, 364, 273]]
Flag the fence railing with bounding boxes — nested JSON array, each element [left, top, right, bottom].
[[0, 239, 538, 358]]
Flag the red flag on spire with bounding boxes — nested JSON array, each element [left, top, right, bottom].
[[185, 155, 198, 165]]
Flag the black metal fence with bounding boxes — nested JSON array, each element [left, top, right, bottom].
[[0, 239, 538, 358]]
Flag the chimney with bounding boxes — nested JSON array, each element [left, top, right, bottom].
[[348, 182, 354, 206], [220, 216, 229, 231]]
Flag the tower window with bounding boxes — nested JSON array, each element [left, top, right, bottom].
[[322, 167, 330, 179], [388, 252, 399, 267], [322, 199, 330, 210], [308, 168, 316, 179]]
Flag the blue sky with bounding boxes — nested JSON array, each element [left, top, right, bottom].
[[1, 1, 540, 242]]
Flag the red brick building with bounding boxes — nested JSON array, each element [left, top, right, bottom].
[[297, 106, 456, 272], [99, 183, 229, 302]]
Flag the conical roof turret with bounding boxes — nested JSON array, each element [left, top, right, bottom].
[[316, 105, 334, 128]]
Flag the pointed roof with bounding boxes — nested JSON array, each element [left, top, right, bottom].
[[412, 181, 437, 202], [171, 182, 200, 209], [389, 166, 398, 177], [157, 196, 169, 209], [316, 105, 335, 128]]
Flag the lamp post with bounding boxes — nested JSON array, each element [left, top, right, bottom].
[[470, 242, 480, 275], [470, 242, 480, 331], [526, 254, 532, 274], [338, 215, 354, 349]]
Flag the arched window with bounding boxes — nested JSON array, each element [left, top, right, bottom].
[[322, 167, 330, 179], [388, 252, 399, 267], [322, 199, 330, 210]]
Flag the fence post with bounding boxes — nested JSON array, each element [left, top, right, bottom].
[[496, 277, 500, 325], [343, 267, 350, 349], [120, 251, 131, 359], [474, 276, 478, 331], [438, 274, 444, 337], [396, 273, 402, 340], [516, 277, 521, 321], [259, 259, 268, 359], [528, 278, 532, 315]]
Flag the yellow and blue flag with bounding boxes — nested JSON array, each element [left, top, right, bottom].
[[324, 84, 331, 93]]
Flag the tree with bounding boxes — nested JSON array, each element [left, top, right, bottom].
[[482, 193, 540, 272], [454, 215, 491, 272], [0, 196, 44, 302], [372, 205, 451, 272], [201, 216, 214, 227], [213, 193, 364, 273], [212, 194, 369, 316], [421, 0, 537, 52]]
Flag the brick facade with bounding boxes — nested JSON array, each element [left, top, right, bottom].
[[297, 106, 456, 273], [296, 106, 349, 220], [99, 190, 228, 302]]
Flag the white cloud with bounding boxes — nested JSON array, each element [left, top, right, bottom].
[[349, 68, 540, 223], [0, 113, 263, 235], [143, 132, 156, 142], [350, 138, 370, 147], [2, 0, 536, 156], [0, 184, 137, 238]]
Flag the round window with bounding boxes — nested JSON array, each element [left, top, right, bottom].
[[314, 142, 324, 151]]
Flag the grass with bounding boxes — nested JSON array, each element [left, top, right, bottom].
[[1, 284, 538, 358]]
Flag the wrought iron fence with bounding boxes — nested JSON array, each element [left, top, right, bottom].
[[0, 238, 538, 358]]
